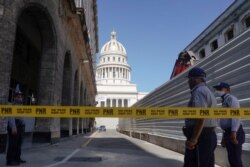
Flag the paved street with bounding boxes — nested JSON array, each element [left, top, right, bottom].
[[0, 130, 183, 167], [0, 130, 221, 167]]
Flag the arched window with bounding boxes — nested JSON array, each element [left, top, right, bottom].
[[241, 13, 250, 29]]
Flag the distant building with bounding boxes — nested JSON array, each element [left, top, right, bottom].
[[0, 0, 98, 152], [95, 31, 148, 129]]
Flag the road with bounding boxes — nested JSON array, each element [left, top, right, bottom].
[[0, 130, 220, 167]]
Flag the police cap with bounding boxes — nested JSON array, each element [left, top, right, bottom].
[[187, 67, 206, 78], [213, 82, 230, 89]]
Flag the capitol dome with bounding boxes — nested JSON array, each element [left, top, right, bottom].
[[96, 31, 131, 85], [100, 31, 127, 55]]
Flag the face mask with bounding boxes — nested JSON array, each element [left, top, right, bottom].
[[214, 90, 225, 97]]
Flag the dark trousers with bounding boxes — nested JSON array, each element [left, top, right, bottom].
[[183, 127, 217, 167], [223, 125, 245, 167], [6, 124, 24, 162]]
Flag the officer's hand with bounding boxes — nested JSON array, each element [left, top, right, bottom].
[[186, 139, 197, 150], [11, 127, 17, 135], [230, 132, 238, 144]]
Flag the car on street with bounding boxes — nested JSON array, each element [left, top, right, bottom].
[[99, 125, 106, 132]]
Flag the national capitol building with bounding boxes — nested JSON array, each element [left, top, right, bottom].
[[95, 31, 148, 128]]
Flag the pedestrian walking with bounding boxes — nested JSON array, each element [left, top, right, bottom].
[[213, 82, 245, 167], [6, 84, 26, 166], [183, 67, 217, 167]]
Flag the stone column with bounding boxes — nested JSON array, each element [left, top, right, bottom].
[[69, 118, 73, 136], [101, 68, 103, 78], [0, 3, 16, 152], [77, 118, 79, 135], [119, 68, 122, 78], [122, 68, 124, 78], [106, 67, 108, 78], [125, 69, 127, 79], [128, 70, 131, 80], [81, 118, 83, 134]]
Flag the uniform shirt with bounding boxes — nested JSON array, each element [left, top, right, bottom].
[[220, 93, 241, 132], [7, 102, 25, 129], [8, 118, 16, 129], [185, 82, 218, 127]]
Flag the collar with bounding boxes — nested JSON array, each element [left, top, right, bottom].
[[221, 93, 229, 102], [190, 82, 206, 93]]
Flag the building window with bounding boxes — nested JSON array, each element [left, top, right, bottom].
[[108, 57, 110, 61], [224, 26, 234, 42], [101, 101, 105, 107], [112, 99, 116, 107], [118, 99, 122, 107], [118, 57, 120, 62], [199, 49, 206, 59], [106, 99, 110, 107], [113, 57, 115, 61], [124, 99, 128, 107], [210, 39, 218, 52], [242, 13, 250, 28], [103, 58, 105, 62], [246, 16, 250, 28]]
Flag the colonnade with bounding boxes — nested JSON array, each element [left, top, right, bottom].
[[96, 67, 131, 80], [100, 98, 129, 107]]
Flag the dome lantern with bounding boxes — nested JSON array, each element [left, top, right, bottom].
[[111, 31, 116, 40], [100, 31, 127, 55]]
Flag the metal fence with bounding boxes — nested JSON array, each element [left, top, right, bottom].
[[119, 28, 250, 150]]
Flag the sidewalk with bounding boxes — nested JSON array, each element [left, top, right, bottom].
[[0, 132, 95, 167]]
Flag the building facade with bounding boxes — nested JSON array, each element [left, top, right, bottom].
[[95, 31, 147, 129], [0, 0, 98, 152]]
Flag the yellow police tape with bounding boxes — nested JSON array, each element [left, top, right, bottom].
[[1, 105, 250, 118]]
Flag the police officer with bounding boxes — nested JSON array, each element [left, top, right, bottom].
[[6, 84, 26, 166], [213, 82, 245, 167], [183, 67, 217, 167]]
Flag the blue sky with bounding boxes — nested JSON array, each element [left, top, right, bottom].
[[97, 0, 234, 93]]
